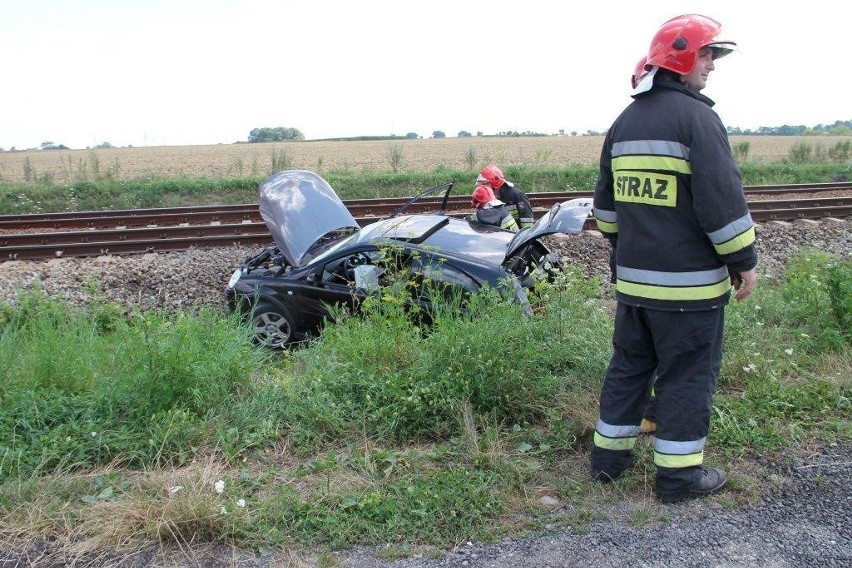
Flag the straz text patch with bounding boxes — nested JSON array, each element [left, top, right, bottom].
[[614, 171, 677, 207]]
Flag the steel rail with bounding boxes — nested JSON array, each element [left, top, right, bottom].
[[4, 197, 850, 247], [2, 182, 849, 231], [2, 192, 850, 261]]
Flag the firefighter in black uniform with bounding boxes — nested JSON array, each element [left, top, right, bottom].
[[477, 165, 534, 229], [591, 14, 758, 503], [470, 184, 519, 232]]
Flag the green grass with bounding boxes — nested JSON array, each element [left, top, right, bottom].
[[1, 163, 850, 215], [0, 251, 850, 558], [0, 291, 266, 478]]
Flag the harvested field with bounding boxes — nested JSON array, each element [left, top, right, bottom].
[[1, 135, 847, 185]]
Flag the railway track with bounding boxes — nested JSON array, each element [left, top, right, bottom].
[[2, 182, 850, 261]]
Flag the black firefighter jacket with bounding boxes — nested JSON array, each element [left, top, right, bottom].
[[593, 79, 758, 311]]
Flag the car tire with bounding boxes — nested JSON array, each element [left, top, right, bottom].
[[249, 301, 295, 349]]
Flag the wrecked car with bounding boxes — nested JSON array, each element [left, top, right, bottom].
[[225, 170, 592, 347]]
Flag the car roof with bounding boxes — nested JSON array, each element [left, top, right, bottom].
[[355, 214, 514, 268], [258, 170, 593, 271]]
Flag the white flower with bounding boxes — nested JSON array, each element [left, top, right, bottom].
[[755, 305, 762, 311], [90, 432, 97, 437], [214, 480, 225, 494], [169, 485, 183, 494], [236, 499, 246, 508], [785, 348, 794, 355], [743, 363, 757, 373], [800, 333, 810, 338], [220, 506, 228, 515]]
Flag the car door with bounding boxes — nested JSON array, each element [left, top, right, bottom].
[[288, 248, 380, 331]]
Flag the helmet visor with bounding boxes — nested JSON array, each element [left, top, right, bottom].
[[708, 41, 736, 60], [476, 174, 489, 185]]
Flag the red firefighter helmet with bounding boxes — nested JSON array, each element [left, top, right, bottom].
[[646, 14, 736, 75], [471, 184, 496, 208], [631, 56, 649, 89], [477, 164, 506, 190]]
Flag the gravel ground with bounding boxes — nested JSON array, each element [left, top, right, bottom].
[[0, 217, 849, 567], [342, 443, 852, 568]]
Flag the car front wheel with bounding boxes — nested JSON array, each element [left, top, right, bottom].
[[249, 302, 294, 348]]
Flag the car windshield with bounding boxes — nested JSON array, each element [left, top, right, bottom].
[[305, 231, 362, 266]]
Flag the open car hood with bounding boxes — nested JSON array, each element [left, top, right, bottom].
[[506, 197, 593, 257], [258, 170, 359, 268]]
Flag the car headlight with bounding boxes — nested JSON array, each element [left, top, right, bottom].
[[227, 268, 243, 289]]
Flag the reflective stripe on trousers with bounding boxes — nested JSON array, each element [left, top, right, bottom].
[[594, 419, 641, 451]]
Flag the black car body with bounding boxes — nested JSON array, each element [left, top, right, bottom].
[[225, 170, 592, 347]]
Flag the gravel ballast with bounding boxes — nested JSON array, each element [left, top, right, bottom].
[[1, 218, 849, 312]]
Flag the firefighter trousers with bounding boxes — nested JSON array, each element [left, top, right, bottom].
[[593, 303, 725, 491]]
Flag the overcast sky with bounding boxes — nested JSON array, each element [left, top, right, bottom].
[[1, 1, 848, 150]]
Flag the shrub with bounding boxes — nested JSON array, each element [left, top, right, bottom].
[[732, 141, 750, 161], [827, 140, 852, 163], [825, 259, 852, 341], [781, 250, 850, 350], [388, 143, 404, 173], [787, 142, 813, 164]]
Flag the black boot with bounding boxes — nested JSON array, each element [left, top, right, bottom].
[[657, 466, 727, 503], [590, 446, 634, 483]]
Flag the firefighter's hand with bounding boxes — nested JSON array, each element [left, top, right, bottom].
[[732, 268, 757, 302]]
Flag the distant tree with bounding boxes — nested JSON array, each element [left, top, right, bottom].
[[571, 131, 577, 137], [458, 130, 472, 138], [93, 142, 113, 149], [40, 141, 69, 150], [405, 132, 419, 140], [432, 131, 446, 139], [248, 127, 305, 143], [476, 131, 484, 137]]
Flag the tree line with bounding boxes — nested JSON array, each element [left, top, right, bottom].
[[727, 120, 852, 136], [3, 120, 850, 153]]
